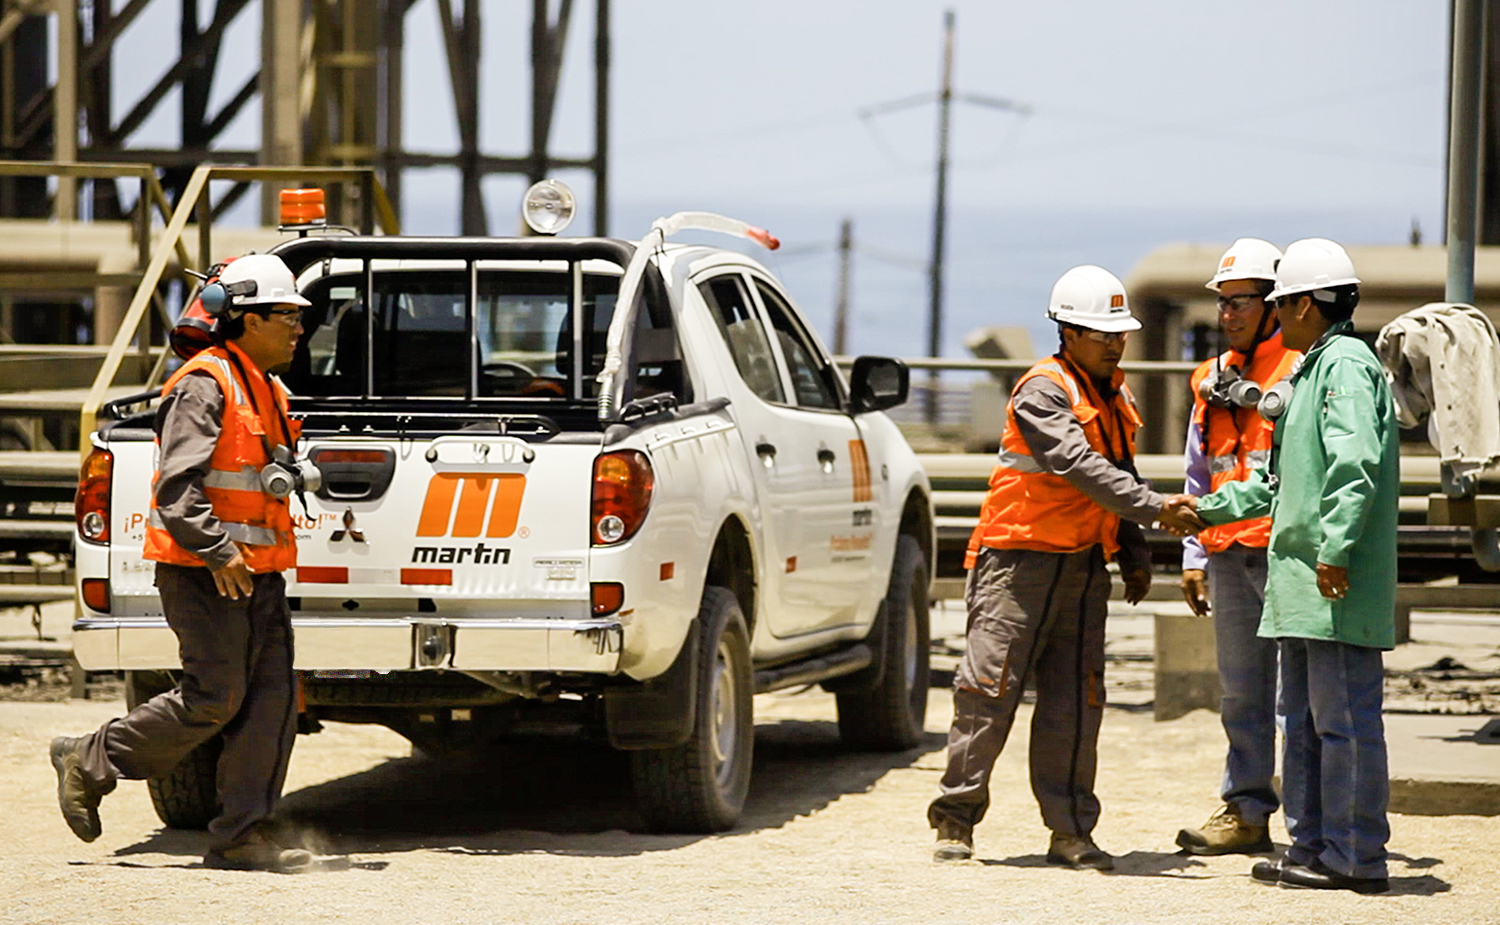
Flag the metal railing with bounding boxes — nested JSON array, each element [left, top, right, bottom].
[[72, 165, 400, 455], [0, 161, 190, 274]]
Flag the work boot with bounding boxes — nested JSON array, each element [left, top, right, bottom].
[[932, 819, 973, 861], [49, 736, 104, 843], [1176, 804, 1274, 856], [1047, 832, 1114, 871], [1250, 858, 1285, 884], [1279, 858, 1389, 895], [204, 826, 314, 874]]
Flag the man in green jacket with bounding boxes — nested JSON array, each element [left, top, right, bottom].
[[1185, 238, 1398, 894]]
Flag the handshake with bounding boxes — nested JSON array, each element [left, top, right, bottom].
[[1158, 494, 1208, 537]]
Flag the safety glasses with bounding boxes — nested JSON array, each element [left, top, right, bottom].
[[1215, 294, 1264, 313], [1082, 330, 1129, 345]]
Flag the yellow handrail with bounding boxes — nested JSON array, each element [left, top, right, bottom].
[[67, 165, 401, 457], [0, 160, 192, 271]]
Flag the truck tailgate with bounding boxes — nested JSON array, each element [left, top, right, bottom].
[[291, 434, 596, 615]]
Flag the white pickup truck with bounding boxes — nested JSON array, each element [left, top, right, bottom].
[[73, 207, 934, 833]]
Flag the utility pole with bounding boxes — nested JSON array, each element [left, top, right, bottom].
[[926, 9, 955, 425], [1447, 0, 1484, 304], [860, 11, 1028, 426], [834, 217, 853, 355]]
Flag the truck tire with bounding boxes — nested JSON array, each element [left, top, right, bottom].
[[125, 670, 223, 831], [630, 586, 754, 833], [836, 535, 930, 750]]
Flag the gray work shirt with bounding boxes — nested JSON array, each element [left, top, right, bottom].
[[153, 371, 238, 571], [1011, 373, 1164, 572]]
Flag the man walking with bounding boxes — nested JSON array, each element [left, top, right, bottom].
[[928, 265, 1203, 868], [51, 254, 316, 873], [1176, 239, 1298, 856], [1189, 238, 1398, 894]]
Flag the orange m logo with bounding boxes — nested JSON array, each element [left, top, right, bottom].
[[416, 472, 526, 538], [848, 439, 873, 503]]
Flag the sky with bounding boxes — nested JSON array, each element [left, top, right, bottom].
[[94, 0, 1452, 358]]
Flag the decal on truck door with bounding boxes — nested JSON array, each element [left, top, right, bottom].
[[848, 439, 873, 503]]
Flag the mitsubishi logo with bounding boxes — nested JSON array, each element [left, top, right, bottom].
[[330, 508, 366, 544]]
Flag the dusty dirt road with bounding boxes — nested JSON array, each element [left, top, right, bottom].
[[2, 687, 1495, 925]]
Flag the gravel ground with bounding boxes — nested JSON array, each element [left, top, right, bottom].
[[3, 686, 1496, 925]]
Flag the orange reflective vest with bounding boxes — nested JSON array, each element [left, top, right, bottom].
[[1188, 331, 1300, 555], [965, 356, 1142, 568], [143, 343, 301, 573]]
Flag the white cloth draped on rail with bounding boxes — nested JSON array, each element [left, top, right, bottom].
[[1376, 302, 1500, 487]]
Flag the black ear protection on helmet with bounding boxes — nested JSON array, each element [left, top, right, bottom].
[[172, 261, 238, 360], [196, 278, 258, 317]]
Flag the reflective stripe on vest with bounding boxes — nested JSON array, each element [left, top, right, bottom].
[[198, 354, 247, 405], [1209, 447, 1270, 475], [994, 447, 1044, 474], [202, 464, 266, 492], [148, 509, 281, 547]]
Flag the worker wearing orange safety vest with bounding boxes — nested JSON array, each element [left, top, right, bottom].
[[141, 340, 301, 571], [51, 253, 321, 874], [928, 266, 1205, 869], [1174, 238, 1299, 858]]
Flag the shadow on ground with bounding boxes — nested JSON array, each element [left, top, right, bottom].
[[981, 851, 1208, 877], [113, 720, 943, 862]]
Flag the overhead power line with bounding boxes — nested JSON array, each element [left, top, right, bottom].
[[858, 8, 1030, 424]]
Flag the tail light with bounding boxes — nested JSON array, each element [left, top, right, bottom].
[[591, 582, 624, 615], [75, 446, 113, 544], [81, 578, 110, 612], [591, 450, 653, 545]]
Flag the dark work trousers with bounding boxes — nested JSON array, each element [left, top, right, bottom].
[[77, 563, 297, 849], [928, 545, 1111, 836]]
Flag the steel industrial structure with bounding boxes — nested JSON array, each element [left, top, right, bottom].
[[0, 0, 609, 235]]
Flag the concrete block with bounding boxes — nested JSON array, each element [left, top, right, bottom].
[[1153, 612, 1221, 721]]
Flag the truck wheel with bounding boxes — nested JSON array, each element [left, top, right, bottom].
[[125, 670, 222, 831], [837, 535, 930, 750], [630, 586, 754, 833]]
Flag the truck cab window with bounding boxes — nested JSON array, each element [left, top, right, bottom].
[[289, 268, 633, 401], [699, 275, 785, 404], [754, 279, 843, 411]]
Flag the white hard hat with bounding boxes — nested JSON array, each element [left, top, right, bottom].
[[1206, 238, 1282, 290], [1046, 265, 1140, 333], [217, 253, 311, 309], [1267, 238, 1360, 302]]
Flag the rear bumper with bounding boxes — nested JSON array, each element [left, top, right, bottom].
[[72, 615, 623, 674]]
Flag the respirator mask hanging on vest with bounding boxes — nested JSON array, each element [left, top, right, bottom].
[[260, 444, 323, 500], [1256, 379, 1295, 421], [1256, 355, 1304, 422], [1197, 363, 1263, 409]]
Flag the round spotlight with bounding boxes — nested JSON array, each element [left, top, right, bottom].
[[522, 179, 577, 235]]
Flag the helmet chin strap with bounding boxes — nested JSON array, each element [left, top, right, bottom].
[[1219, 298, 1277, 370]]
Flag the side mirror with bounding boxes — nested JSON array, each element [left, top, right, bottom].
[[849, 356, 909, 413]]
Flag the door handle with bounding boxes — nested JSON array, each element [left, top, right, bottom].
[[756, 442, 777, 468], [817, 448, 836, 472]]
